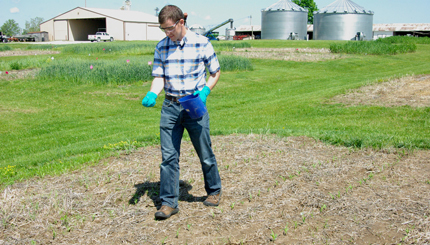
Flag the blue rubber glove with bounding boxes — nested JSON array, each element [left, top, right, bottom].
[[142, 91, 157, 107], [193, 86, 211, 105]]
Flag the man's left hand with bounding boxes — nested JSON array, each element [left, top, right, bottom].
[[193, 86, 211, 105]]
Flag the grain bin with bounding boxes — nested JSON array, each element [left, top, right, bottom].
[[189, 24, 206, 35], [261, 0, 308, 40], [313, 0, 374, 41]]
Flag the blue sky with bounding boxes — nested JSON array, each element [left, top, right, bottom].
[[1, 0, 429, 31]]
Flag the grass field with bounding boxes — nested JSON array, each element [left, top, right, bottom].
[[1, 38, 430, 244], [1, 39, 429, 186]]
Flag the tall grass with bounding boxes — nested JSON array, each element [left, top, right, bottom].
[[25, 44, 60, 50], [376, 36, 430, 44], [218, 55, 253, 71], [0, 45, 13, 52], [60, 41, 252, 55], [212, 41, 252, 51], [330, 41, 416, 55], [37, 55, 253, 85], [0, 56, 53, 70], [62, 42, 157, 55], [38, 58, 153, 85]]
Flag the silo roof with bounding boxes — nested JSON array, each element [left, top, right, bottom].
[[263, 0, 308, 12], [315, 0, 373, 14]]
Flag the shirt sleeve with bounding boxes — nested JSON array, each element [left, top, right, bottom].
[[151, 45, 165, 78], [204, 41, 220, 75]]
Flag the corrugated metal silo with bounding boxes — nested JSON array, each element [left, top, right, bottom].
[[189, 24, 206, 35], [261, 0, 308, 40], [313, 0, 374, 40]]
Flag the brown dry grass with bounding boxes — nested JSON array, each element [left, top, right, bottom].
[[0, 50, 60, 57], [329, 74, 430, 108], [221, 48, 344, 62], [1, 134, 429, 244]]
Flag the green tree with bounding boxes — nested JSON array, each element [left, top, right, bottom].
[[1, 19, 21, 36], [22, 17, 44, 34], [292, 0, 318, 24]]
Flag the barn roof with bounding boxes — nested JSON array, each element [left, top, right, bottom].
[[40, 7, 158, 25], [373, 23, 430, 32], [83, 7, 158, 23]]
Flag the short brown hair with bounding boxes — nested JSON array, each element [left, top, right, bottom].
[[158, 5, 184, 25]]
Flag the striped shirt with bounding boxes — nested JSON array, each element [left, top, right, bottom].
[[152, 30, 220, 97]]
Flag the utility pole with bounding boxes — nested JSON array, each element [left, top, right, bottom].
[[85, 0, 87, 7], [250, 15, 253, 39]]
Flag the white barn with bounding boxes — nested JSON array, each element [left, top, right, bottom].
[[40, 7, 165, 41]]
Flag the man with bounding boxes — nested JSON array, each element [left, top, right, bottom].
[[141, 5, 222, 220]]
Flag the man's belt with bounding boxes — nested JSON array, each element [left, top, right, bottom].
[[165, 94, 187, 103]]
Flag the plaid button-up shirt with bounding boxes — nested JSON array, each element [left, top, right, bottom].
[[152, 30, 220, 97]]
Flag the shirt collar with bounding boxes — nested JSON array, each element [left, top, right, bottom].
[[174, 29, 189, 48]]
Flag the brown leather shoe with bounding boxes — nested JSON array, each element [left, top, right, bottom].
[[203, 192, 221, 206], [155, 205, 179, 220]]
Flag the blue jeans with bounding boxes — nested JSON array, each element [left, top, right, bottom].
[[159, 99, 222, 208]]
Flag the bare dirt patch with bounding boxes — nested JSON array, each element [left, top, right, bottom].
[[222, 48, 344, 62], [1, 134, 429, 244], [329, 74, 430, 107], [0, 50, 60, 57]]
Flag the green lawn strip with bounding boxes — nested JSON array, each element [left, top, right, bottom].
[[1, 40, 429, 187]]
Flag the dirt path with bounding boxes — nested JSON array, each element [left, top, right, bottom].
[[0, 50, 60, 57], [1, 134, 429, 244]]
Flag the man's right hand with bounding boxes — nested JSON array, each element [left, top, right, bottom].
[[142, 91, 157, 107]]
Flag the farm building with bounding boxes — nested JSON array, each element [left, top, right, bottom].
[[234, 25, 262, 39], [39, 7, 165, 41], [373, 23, 430, 39]]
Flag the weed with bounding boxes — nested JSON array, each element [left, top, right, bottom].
[[283, 223, 289, 235], [230, 202, 235, 210], [161, 236, 168, 244], [1, 165, 16, 177], [270, 229, 278, 241], [176, 227, 181, 238], [320, 204, 327, 212]]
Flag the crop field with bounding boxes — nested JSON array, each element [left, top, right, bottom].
[[1, 37, 429, 244]]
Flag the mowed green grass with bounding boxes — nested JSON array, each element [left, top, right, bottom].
[[1, 40, 429, 186]]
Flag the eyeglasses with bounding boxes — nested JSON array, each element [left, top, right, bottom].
[[159, 20, 180, 33]]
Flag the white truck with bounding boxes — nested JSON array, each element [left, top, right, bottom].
[[88, 32, 114, 42]]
